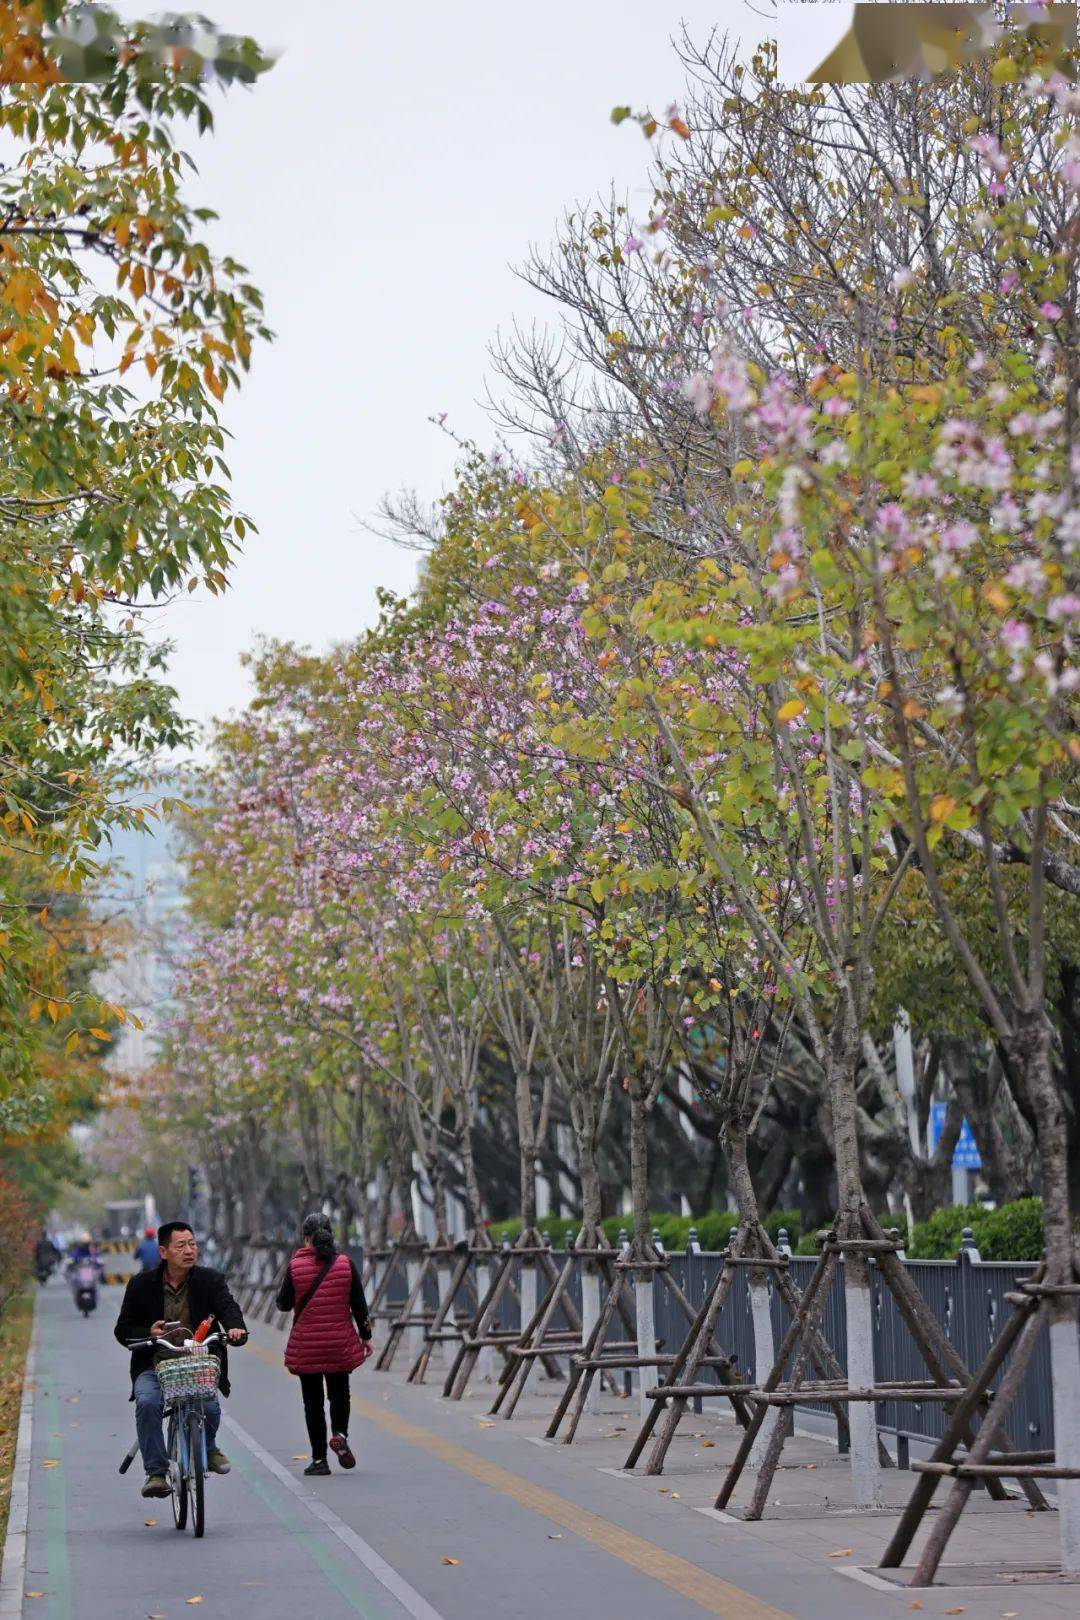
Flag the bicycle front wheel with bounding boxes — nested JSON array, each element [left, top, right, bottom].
[[188, 1409, 205, 1539], [169, 1414, 188, 1531]]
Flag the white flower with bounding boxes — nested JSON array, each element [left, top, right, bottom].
[[681, 371, 714, 415]]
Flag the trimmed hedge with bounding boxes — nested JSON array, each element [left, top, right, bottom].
[[484, 1209, 805, 1252], [909, 1198, 1043, 1261], [482, 1201, 1044, 1259]]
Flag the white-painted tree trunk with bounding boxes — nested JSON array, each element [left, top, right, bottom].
[[580, 1260, 602, 1415], [635, 1271, 656, 1424], [405, 1255, 424, 1366], [1050, 1311, 1080, 1573], [843, 1263, 883, 1508], [475, 1257, 495, 1380], [435, 1258, 452, 1375], [748, 1277, 780, 1468], [519, 1259, 538, 1346]]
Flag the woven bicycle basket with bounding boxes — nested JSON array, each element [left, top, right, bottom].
[[157, 1347, 219, 1404]]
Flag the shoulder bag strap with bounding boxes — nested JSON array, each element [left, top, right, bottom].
[[292, 1255, 336, 1319]]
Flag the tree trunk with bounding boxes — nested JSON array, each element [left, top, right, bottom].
[[457, 1122, 484, 1233], [514, 1063, 539, 1230], [827, 1001, 883, 1510], [629, 1083, 650, 1248]]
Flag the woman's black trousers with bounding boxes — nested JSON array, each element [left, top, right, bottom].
[[298, 1371, 351, 1460]]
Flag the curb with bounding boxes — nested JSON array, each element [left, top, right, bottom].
[[0, 1296, 37, 1620]]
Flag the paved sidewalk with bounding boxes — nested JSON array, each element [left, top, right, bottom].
[[3, 1282, 1076, 1620]]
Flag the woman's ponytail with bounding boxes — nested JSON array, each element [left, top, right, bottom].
[[301, 1211, 336, 1264]]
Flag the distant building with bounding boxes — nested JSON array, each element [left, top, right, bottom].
[[94, 789, 187, 1074]]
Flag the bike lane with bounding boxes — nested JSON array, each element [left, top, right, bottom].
[[13, 1285, 429, 1620]]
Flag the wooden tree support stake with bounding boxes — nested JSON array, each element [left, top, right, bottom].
[[406, 1231, 494, 1384], [881, 1249, 1080, 1587], [624, 1220, 857, 1475], [546, 1238, 748, 1446], [707, 1206, 1042, 1521]]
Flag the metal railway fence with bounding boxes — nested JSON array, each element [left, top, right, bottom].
[[368, 1242, 1058, 1450]]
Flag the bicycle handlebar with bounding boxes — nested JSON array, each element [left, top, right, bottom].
[[124, 1329, 247, 1352]]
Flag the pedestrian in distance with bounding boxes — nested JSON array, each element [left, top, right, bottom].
[[114, 1220, 248, 1498], [276, 1212, 373, 1476], [133, 1225, 160, 1271]]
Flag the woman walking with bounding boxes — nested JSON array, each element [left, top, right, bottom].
[[276, 1213, 373, 1475]]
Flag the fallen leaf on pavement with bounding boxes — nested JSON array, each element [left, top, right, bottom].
[[548, 1534, 562, 1540], [40, 1460, 59, 1469], [478, 1421, 496, 1428], [944, 1609, 965, 1616], [25, 1594, 43, 1600], [143, 1519, 157, 1527], [441, 1557, 460, 1567], [291, 1455, 307, 1461], [828, 1548, 853, 1559], [670, 1492, 681, 1499], [905, 1604, 922, 1613], [186, 1599, 204, 1606], [702, 1440, 715, 1448], [1001, 1613, 1018, 1617]]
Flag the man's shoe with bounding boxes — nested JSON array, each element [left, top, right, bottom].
[[207, 1449, 231, 1476], [329, 1433, 356, 1469], [141, 1474, 170, 1498], [303, 1458, 331, 1476]]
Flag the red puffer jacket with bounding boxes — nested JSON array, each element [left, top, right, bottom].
[[282, 1248, 367, 1375]]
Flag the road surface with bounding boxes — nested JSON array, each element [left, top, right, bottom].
[[2, 1280, 1071, 1620]]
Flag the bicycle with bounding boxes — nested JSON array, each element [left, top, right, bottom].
[[118, 1326, 237, 1538]]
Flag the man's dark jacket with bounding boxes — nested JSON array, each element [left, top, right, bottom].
[[114, 1263, 247, 1398]]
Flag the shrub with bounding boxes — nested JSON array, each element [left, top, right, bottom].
[[976, 1198, 1043, 1261], [908, 1203, 984, 1259], [0, 1174, 34, 1315], [909, 1198, 1043, 1261], [762, 1209, 803, 1245]]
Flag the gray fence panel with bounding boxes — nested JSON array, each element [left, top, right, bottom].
[[639, 1251, 1065, 1452]]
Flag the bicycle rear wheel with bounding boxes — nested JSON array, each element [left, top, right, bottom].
[[188, 1409, 205, 1538], [169, 1414, 188, 1531]]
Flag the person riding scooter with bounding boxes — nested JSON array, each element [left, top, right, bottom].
[[70, 1255, 100, 1316], [34, 1230, 60, 1283]]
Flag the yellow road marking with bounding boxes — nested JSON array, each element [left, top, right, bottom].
[[246, 1341, 792, 1620]]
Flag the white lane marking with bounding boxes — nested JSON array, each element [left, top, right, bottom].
[[221, 1412, 448, 1620], [0, 1304, 37, 1620]]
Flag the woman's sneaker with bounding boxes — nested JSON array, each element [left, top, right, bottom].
[[303, 1458, 331, 1476], [329, 1433, 356, 1469]]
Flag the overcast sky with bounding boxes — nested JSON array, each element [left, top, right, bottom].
[[156, 2, 837, 736]]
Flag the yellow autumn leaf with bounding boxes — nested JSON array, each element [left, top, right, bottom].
[[441, 1557, 460, 1566], [929, 795, 956, 824], [776, 699, 805, 724]]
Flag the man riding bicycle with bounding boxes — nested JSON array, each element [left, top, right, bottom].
[[114, 1221, 248, 1499]]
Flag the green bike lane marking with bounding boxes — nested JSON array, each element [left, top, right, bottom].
[[35, 1307, 72, 1620], [227, 1440, 391, 1619], [30, 1299, 388, 1620]]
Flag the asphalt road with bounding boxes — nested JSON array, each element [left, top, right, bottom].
[[6, 1280, 1038, 1620]]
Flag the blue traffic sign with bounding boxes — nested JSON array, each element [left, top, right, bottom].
[[928, 1102, 982, 1170]]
